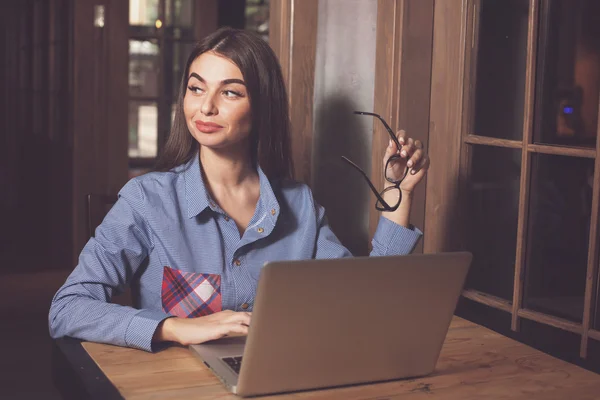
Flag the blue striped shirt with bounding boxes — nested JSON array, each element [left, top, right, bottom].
[[49, 153, 422, 352]]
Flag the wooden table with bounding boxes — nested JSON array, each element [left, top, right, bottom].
[[56, 316, 600, 399]]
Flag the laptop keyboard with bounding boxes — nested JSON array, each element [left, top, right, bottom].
[[222, 356, 243, 374]]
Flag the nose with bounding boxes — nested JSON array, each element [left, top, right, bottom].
[[200, 91, 218, 116]]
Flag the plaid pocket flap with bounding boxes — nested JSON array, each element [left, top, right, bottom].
[[161, 266, 222, 318]]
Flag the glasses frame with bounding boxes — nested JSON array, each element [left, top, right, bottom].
[[341, 111, 409, 212]]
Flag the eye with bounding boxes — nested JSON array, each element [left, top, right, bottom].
[[187, 85, 204, 94], [223, 90, 243, 98]]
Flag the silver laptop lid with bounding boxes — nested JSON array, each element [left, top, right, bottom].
[[235, 252, 472, 396]]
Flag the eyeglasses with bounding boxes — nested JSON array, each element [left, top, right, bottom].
[[341, 111, 409, 212]]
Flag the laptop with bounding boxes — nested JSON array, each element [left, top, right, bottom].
[[189, 251, 472, 397]]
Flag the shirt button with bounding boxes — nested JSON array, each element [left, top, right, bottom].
[[271, 209, 276, 216], [224, 216, 230, 221], [241, 303, 249, 310], [209, 201, 216, 208], [234, 259, 241, 266], [257, 227, 264, 233]]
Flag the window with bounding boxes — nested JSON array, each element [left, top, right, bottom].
[[128, 0, 196, 172], [460, 0, 600, 358], [245, 0, 270, 41]]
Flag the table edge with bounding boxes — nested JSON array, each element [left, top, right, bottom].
[[54, 337, 124, 400]]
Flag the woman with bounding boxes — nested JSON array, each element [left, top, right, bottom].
[[49, 27, 430, 352]]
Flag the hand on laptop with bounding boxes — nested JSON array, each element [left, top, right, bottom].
[[153, 310, 252, 346]]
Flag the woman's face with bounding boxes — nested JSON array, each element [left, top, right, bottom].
[[183, 51, 252, 151]]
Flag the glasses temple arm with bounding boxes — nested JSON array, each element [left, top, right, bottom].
[[341, 156, 391, 209], [353, 111, 402, 150]]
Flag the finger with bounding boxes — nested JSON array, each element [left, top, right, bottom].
[[225, 323, 249, 336], [228, 311, 251, 326], [406, 148, 423, 169], [410, 155, 430, 175], [219, 311, 246, 324], [414, 139, 423, 150], [400, 138, 415, 158], [396, 130, 407, 146], [383, 139, 397, 167]]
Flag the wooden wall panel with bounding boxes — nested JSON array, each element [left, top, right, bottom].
[[371, 0, 404, 240], [72, 0, 128, 263], [397, 0, 434, 251], [371, 0, 434, 249], [288, 1, 318, 184], [269, 0, 317, 184], [0, 3, 20, 269], [424, 0, 469, 253], [106, 1, 129, 195], [72, 0, 98, 262], [1, 1, 73, 271], [269, 0, 292, 86], [194, 1, 218, 42]]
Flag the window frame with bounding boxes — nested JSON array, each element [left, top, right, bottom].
[[427, 0, 600, 359], [128, 0, 198, 169]]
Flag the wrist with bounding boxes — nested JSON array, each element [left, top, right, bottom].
[[154, 317, 178, 343], [400, 189, 413, 200], [380, 186, 412, 227]]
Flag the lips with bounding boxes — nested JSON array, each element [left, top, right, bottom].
[[195, 121, 224, 133]]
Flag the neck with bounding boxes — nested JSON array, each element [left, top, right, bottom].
[[199, 142, 256, 188]]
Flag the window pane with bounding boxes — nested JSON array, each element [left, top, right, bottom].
[[465, 145, 522, 300], [129, 40, 160, 97], [245, 0, 270, 42], [129, 0, 160, 26], [471, 0, 529, 140], [166, 0, 193, 27], [129, 101, 158, 158], [533, 0, 600, 148], [524, 154, 593, 322]]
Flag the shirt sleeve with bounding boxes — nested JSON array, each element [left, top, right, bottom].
[[370, 215, 423, 256], [48, 179, 170, 352], [313, 201, 423, 259]]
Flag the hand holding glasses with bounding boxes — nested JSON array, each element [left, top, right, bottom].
[[342, 111, 427, 212]]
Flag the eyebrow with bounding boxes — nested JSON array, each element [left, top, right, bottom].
[[188, 72, 245, 86]]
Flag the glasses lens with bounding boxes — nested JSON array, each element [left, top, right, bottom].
[[385, 154, 409, 183], [376, 186, 401, 211]]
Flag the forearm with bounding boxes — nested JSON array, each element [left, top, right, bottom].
[[370, 186, 421, 256], [152, 311, 252, 346], [50, 285, 169, 351]]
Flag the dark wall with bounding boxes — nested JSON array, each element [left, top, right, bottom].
[[0, 0, 129, 273], [218, 0, 247, 29], [1, 1, 73, 272]]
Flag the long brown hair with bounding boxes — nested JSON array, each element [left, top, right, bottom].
[[154, 27, 294, 181]]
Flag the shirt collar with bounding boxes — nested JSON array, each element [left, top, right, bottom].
[[182, 152, 210, 219], [182, 152, 281, 225]]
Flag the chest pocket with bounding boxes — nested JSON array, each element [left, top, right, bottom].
[[161, 266, 222, 318]]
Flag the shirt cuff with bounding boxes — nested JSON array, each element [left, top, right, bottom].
[[124, 309, 172, 352], [372, 216, 423, 256]]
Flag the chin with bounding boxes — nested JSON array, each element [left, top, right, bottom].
[[192, 130, 251, 151], [192, 131, 227, 147]]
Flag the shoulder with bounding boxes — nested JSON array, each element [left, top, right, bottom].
[[272, 179, 319, 214], [276, 179, 312, 200], [119, 165, 186, 206]]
